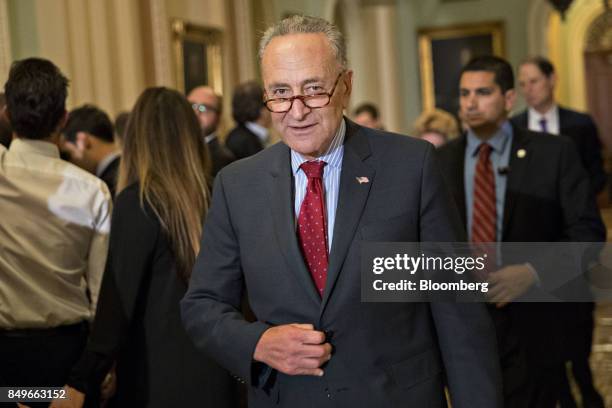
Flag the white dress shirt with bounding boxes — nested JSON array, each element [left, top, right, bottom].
[[528, 105, 560, 135], [0, 139, 112, 329]]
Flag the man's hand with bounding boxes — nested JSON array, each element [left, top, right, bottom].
[[486, 264, 536, 308], [253, 323, 332, 376], [100, 364, 117, 402], [59, 135, 96, 173], [48, 386, 84, 408]]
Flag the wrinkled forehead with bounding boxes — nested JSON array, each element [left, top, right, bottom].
[[261, 33, 340, 86], [188, 88, 218, 106]]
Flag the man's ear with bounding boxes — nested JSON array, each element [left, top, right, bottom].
[[504, 89, 516, 113], [75, 131, 91, 151], [549, 72, 557, 90], [341, 70, 354, 109], [2, 105, 10, 122], [56, 110, 68, 131]]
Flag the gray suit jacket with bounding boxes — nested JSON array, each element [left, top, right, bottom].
[[181, 120, 502, 407]]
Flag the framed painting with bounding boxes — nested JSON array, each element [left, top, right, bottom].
[[172, 19, 223, 95], [418, 22, 505, 115]]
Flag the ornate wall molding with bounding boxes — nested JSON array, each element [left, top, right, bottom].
[[149, 0, 173, 87], [0, 0, 13, 85]]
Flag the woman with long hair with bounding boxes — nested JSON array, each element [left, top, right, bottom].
[[55, 87, 237, 407]]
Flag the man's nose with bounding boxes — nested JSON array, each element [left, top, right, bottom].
[[465, 94, 477, 109], [288, 97, 311, 120]]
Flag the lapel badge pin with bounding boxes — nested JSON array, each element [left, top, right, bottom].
[[356, 176, 369, 184], [517, 149, 526, 159]]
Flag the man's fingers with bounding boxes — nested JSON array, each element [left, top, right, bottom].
[[486, 283, 505, 299], [297, 343, 333, 359], [299, 329, 326, 345], [289, 324, 326, 344], [290, 323, 314, 330], [486, 271, 503, 285], [292, 367, 324, 377]]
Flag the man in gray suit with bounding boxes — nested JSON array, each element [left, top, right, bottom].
[[182, 15, 502, 407]]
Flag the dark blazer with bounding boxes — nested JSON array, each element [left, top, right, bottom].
[[436, 124, 605, 364], [511, 107, 606, 194], [225, 124, 265, 160], [207, 137, 235, 178], [69, 184, 238, 407], [182, 120, 502, 408], [99, 155, 120, 199]]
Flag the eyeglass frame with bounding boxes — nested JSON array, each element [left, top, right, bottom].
[[263, 71, 346, 113], [192, 103, 219, 114]]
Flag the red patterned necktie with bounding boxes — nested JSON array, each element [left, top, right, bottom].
[[471, 143, 497, 277], [471, 143, 496, 242], [297, 161, 328, 297]]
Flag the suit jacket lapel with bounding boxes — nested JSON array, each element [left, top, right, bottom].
[[321, 121, 375, 313], [502, 125, 531, 240], [267, 144, 321, 306], [515, 110, 528, 129], [558, 106, 569, 131]]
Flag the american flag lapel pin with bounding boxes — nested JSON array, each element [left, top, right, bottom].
[[356, 176, 369, 184]]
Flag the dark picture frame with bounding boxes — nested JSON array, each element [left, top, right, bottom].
[[172, 19, 223, 95], [418, 21, 505, 115]]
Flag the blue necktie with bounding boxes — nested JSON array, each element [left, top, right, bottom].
[[539, 118, 548, 133]]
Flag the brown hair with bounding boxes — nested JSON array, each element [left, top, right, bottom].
[[117, 87, 210, 281]]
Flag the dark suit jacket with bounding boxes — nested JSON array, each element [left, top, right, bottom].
[[225, 124, 265, 160], [99, 156, 120, 199], [511, 107, 606, 194], [207, 137, 235, 178], [182, 120, 502, 408], [436, 124, 605, 366]]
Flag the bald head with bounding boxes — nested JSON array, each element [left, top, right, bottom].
[[187, 86, 222, 136]]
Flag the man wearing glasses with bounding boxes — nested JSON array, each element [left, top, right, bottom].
[[182, 15, 501, 407], [187, 85, 235, 178]]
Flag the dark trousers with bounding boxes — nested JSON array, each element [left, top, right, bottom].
[[0, 322, 88, 408], [558, 302, 604, 408], [488, 306, 531, 408]]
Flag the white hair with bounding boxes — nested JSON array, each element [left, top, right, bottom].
[[259, 15, 347, 69]]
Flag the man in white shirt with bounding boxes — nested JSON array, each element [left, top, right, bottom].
[[0, 58, 111, 402], [512, 56, 605, 196]]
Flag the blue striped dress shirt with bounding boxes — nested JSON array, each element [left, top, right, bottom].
[[291, 119, 345, 252]]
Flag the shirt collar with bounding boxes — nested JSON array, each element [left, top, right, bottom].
[[9, 138, 60, 158], [96, 151, 120, 177], [204, 132, 217, 144], [528, 104, 558, 123], [291, 118, 346, 175], [466, 121, 512, 157], [245, 122, 269, 144]]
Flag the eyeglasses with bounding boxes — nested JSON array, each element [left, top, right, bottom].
[[263, 72, 345, 113], [192, 103, 218, 114]]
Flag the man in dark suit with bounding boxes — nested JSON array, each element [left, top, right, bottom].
[[182, 15, 502, 408], [187, 86, 235, 178], [437, 56, 605, 408], [225, 81, 271, 159], [62, 105, 120, 198], [512, 56, 606, 196], [512, 56, 606, 408]]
